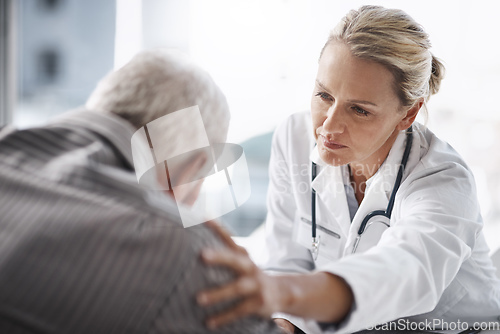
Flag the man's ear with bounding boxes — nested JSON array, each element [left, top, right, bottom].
[[397, 98, 423, 131]]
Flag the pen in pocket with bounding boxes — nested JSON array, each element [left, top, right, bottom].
[[301, 217, 341, 239]]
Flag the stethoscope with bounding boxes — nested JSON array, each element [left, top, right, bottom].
[[311, 126, 413, 259]]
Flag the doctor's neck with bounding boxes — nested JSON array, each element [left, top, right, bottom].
[[347, 163, 373, 205], [348, 160, 383, 182], [348, 162, 384, 205], [347, 133, 398, 204], [348, 125, 400, 179]]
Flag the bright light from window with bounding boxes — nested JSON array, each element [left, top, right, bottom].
[[189, 0, 321, 143], [114, 0, 142, 69]]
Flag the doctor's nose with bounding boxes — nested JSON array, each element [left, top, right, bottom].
[[322, 104, 345, 134]]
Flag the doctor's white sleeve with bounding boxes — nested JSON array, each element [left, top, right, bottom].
[[317, 162, 484, 333], [262, 119, 314, 275]]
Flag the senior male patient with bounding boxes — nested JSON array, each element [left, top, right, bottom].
[[0, 50, 279, 334]]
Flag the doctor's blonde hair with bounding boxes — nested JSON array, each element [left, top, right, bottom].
[[321, 5, 445, 111]]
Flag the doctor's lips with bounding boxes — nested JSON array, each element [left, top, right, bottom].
[[319, 135, 347, 150]]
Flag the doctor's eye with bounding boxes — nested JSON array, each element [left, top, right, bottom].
[[315, 92, 333, 102], [351, 105, 369, 116]]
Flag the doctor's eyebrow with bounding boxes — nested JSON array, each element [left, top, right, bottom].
[[315, 80, 378, 107], [347, 99, 378, 107], [315, 80, 332, 93]]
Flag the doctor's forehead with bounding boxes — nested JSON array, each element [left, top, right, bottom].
[[315, 43, 398, 105]]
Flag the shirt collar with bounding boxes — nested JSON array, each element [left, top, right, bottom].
[[49, 108, 137, 170]]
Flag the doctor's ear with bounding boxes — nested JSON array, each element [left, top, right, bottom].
[[397, 99, 424, 131]]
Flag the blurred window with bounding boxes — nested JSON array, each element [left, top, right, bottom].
[[15, 0, 115, 127], [37, 48, 60, 84], [38, 0, 62, 11]]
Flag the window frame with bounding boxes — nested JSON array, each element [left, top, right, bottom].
[[0, 0, 16, 126]]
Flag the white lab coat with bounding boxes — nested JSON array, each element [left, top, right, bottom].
[[264, 111, 500, 334]]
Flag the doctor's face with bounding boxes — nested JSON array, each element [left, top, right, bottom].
[[311, 42, 411, 168]]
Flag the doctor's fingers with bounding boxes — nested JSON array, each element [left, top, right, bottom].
[[205, 220, 248, 254], [198, 276, 260, 309], [201, 249, 255, 275]]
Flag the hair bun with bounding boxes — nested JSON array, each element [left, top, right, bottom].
[[429, 54, 445, 96]]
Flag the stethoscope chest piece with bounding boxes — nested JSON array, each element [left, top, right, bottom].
[[311, 236, 320, 260]]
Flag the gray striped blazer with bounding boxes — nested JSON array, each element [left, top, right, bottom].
[[0, 109, 279, 334]]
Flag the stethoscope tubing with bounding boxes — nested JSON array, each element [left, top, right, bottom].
[[311, 162, 318, 239], [311, 126, 413, 255]]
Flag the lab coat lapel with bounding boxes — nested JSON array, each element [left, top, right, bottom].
[[343, 130, 409, 255], [310, 148, 351, 238]]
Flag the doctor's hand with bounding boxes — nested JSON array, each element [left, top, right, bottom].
[[198, 221, 286, 330], [274, 318, 297, 334]]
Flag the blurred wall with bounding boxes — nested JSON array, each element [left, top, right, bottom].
[[17, 0, 115, 125]]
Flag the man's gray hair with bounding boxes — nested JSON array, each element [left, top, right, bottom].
[[86, 49, 230, 146]]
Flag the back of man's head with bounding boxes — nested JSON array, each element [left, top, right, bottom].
[[85, 49, 230, 147]]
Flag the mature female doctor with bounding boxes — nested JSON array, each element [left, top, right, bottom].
[[197, 5, 500, 333]]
